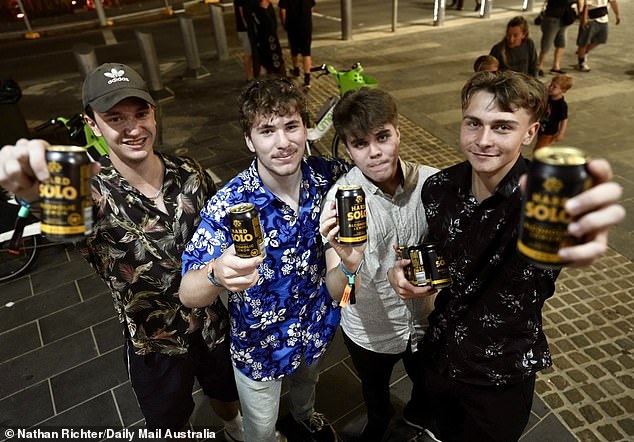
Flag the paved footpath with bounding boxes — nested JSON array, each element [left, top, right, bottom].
[[1, 1, 632, 441]]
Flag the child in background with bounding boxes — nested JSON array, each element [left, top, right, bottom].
[[534, 73, 574, 150], [473, 54, 499, 72]]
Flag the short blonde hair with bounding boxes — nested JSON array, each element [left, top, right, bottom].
[[551, 74, 574, 93]]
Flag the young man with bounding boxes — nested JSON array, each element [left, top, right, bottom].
[[388, 71, 625, 441], [179, 78, 348, 442], [575, 0, 621, 72], [319, 88, 438, 442], [0, 63, 243, 438]]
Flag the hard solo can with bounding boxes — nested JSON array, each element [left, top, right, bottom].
[[39, 145, 93, 242], [423, 243, 452, 289], [336, 185, 367, 245], [517, 147, 592, 269], [229, 203, 266, 258], [405, 244, 429, 287]]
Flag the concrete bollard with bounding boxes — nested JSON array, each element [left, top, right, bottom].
[[208, 2, 229, 61], [177, 13, 210, 79], [433, 0, 445, 26], [341, 0, 352, 40], [73, 43, 98, 77], [135, 30, 175, 103], [522, 0, 536, 11]]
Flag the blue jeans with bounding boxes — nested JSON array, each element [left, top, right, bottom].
[[233, 360, 321, 442]]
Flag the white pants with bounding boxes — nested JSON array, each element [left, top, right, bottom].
[[232, 360, 321, 442]]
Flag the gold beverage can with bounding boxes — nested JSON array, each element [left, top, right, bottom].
[[39, 145, 93, 242], [229, 203, 266, 258], [517, 147, 592, 269], [336, 185, 367, 245], [423, 243, 452, 289], [406, 244, 429, 287]]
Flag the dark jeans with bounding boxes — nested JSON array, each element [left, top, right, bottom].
[[424, 364, 536, 442], [343, 331, 425, 442]]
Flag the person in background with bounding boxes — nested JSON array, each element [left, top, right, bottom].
[[536, 0, 576, 77], [249, 0, 286, 77], [388, 70, 625, 441], [279, 0, 315, 88], [320, 88, 439, 442], [0, 63, 244, 440], [234, 0, 255, 81], [450, 0, 480, 11], [575, 0, 621, 72], [473, 54, 500, 72], [179, 78, 348, 442], [534, 73, 574, 150], [489, 16, 538, 76]]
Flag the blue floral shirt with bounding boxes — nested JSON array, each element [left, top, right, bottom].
[[182, 156, 348, 381]]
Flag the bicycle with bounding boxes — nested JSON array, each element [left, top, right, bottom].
[[0, 190, 41, 283], [0, 114, 108, 282], [306, 62, 378, 158]]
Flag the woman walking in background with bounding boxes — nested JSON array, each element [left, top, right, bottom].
[[537, 0, 577, 76]]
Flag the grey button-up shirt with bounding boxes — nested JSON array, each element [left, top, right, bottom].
[[322, 160, 438, 354]]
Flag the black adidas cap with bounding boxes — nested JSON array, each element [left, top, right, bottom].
[[82, 63, 155, 112]]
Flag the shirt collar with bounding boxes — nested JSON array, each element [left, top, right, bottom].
[[451, 155, 526, 200]]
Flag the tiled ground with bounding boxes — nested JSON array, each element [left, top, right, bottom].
[[1, 1, 633, 440]]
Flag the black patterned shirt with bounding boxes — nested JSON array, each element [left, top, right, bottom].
[[421, 157, 559, 386], [80, 153, 226, 356]]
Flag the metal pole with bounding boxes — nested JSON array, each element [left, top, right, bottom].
[[135, 30, 175, 103], [480, 0, 491, 18], [522, 0, 535, 11], [15, 0, 38, 38], [391, 0, 398, 32], [433, 0, 445, 26], [72, 43, 99, 77], [93, 0, 108, 28], [178, 13, 210, 78], [341, 0, 352, 41], [208, 3, 229, 60]]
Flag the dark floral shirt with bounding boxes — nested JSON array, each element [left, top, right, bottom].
[[80, 153, 227, 356], [182, 156, 348, 381], [422, 157, 559, 386]]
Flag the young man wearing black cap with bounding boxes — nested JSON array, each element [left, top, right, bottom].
[[0, 63, 243, 439]]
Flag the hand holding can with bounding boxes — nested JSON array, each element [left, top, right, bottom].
[[39, 145, 93, 242]]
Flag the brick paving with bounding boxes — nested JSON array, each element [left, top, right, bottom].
[[1, 1, 632, 440]]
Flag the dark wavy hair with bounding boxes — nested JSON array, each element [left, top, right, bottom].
[[333, 87, 399, 143], [238, 78, 309, 135], [461, 70, 548, 123]]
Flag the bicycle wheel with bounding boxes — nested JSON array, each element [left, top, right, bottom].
[[331, 134, 343, 158], [0, 234, 39, 283]]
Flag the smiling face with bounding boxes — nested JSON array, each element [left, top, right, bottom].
[[245, 110, 307, 185], [460, 90, 539, 186], [344, 123, 401, 194], [506, 24, 527, 48], [86, 97, 156, 166]]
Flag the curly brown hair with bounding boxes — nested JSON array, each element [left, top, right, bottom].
[[238, 78, 309, 136]]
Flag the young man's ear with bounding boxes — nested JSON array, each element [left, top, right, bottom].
[[83, 115, 102, 137], [522, 121, 540, 146], [245, 135, 255, 153]]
